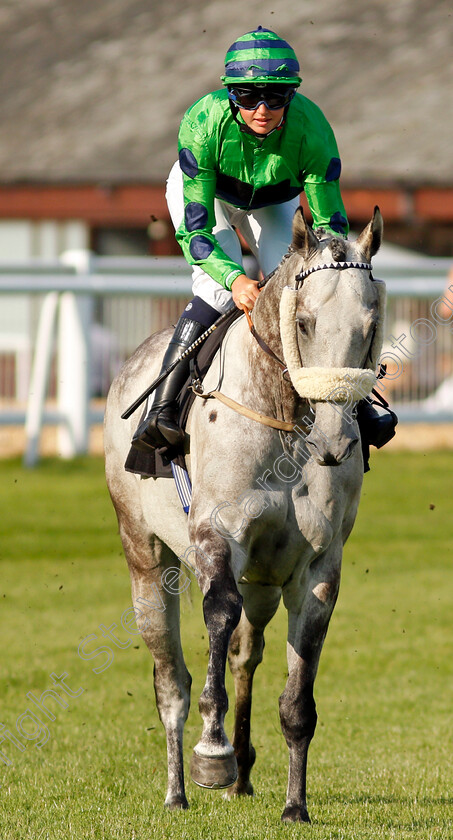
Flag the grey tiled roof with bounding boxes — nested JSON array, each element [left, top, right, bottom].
[[0, 0, 451, 185]]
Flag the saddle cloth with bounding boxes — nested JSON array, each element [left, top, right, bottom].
[[124, 307, 242, 479]]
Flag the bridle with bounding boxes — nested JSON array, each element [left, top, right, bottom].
[[279, 260, 383, 404], [192, 259, 382, 432], [244, 259, 375, 371]]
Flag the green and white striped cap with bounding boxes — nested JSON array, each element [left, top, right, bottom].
[[221, 26, 302, 86]]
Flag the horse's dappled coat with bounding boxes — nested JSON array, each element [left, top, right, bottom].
[[104, 207, 385, 823]]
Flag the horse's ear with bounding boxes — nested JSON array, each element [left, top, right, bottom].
[[292, 207, 319, 257], [355, 206, 384, 260]]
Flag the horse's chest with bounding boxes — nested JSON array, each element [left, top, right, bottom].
[[233, 487, 339, 588]]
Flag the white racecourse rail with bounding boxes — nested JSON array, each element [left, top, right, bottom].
[[0, 251, 451, 466]]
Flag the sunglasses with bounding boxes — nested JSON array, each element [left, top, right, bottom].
[[227, 86, 296, 111]]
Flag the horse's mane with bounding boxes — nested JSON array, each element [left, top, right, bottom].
[[260, 228, 349, 297]]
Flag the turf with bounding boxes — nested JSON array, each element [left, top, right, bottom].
[[0, 451, 452, 839]]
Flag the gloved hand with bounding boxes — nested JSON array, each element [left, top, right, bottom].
[[231, 274, 260, 310]]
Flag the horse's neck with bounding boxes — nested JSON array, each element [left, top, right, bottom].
[[253, 279, 284, 355], [238, 280, 308, 424]]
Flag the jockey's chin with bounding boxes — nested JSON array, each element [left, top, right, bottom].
[[238, 104, 285, 135]]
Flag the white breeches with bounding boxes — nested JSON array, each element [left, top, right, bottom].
[[166, 161, 300, 313]]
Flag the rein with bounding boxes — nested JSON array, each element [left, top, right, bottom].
[[241, 305, 287, 372]]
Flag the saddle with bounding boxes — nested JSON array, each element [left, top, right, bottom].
[[124, 307, 242, 479]]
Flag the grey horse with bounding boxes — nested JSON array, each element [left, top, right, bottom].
[[104, 207, 385, 822]]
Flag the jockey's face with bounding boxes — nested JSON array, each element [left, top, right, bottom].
[[238, 103, 285, 135]]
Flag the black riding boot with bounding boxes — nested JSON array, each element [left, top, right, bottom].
[[131, 317, 205, 453], [357, 399, 398, 449], [357, 398, 398, 472]]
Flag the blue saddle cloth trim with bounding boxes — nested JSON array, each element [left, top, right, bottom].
[[170, 462, 192, 514]]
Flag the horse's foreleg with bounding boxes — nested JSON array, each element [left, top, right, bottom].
[[279, 546, 341, 823], [121, 525, 192, 810], [189, 524, 243, 790], [226, 585, 282, 797]]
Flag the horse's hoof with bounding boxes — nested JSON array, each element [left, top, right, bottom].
[[281, 804, 310, 823], [190, 750, 238, 789], [164, 795, 189, 810], [223, 779, 254, 799]]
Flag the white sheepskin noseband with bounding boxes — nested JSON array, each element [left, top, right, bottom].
[[279, 282, 386, 403]]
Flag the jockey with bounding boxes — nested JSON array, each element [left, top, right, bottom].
[[132, 26, 397, 456]]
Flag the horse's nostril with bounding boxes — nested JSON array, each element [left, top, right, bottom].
[[344, 438, 359, 461], [305, 433, 358, 466]]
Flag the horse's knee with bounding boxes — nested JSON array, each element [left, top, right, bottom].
[[279, 682, 317, 744], [202, 579, 243, 635], [228, 624, 264, 677], [189, 522, 242, 630], [154, 660, 192, 694], [153, 662, 192, 725]]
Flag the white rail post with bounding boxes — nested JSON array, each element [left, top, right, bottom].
[[23, 291, 60, 467], [57, 251, 94, 458]]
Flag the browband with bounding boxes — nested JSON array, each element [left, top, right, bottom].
[[295, 261, 372, 285]]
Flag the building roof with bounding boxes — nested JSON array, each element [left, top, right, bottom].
[[0, 0, 451, 186]]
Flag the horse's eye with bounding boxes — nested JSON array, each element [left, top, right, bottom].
[[298, 319, 308, 337]]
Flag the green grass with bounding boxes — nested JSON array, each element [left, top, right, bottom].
[[0, 452, 452, 839]]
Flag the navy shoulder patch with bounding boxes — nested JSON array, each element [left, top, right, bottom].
[[179, 148, 199, 179], [325, 157, 341, 182]]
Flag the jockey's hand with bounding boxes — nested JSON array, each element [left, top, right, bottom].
[[231, 274, 260, 311]]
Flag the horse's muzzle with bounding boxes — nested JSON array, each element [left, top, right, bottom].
[[305, 430, 359, 467]]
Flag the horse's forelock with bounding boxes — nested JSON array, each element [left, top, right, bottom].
[[329, 237, 347, 263]]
